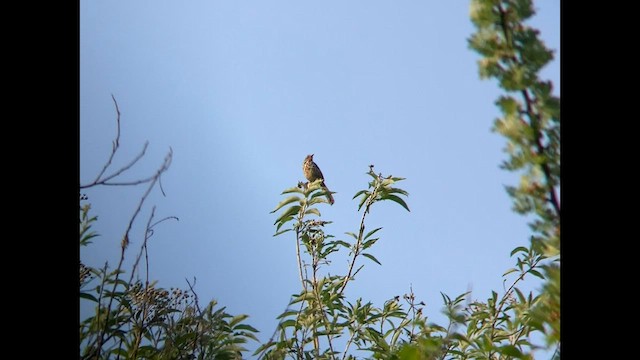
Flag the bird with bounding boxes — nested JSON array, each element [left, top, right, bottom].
[[303, 154, 334, 205]]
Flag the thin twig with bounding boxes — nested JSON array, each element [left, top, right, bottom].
[[342, 319, 362, 360], [338, 180, 378, 295], [295, 226, 305, 291], [408, 286, 417, 341], [150, 216, 180, 229], [310, 237, 336, 360], [81, 142, 150, 188], [90, 94, 122, 185], [128, 206, 158, 359], [487, 256, 543, 358], [439, 303, 461, 360], [130, 206, 156, 285], [185, 277, 205, 356], [81, 96, 164, 190], [82, 261, 110, 360], [293, 196, 312, 360]]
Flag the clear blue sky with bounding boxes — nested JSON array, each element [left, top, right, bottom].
[[80, 1, 559, 357]]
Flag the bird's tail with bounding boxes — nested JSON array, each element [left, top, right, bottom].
[[322, 185, 335, 205]]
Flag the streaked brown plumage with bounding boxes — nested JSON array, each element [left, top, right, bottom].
[[303, 154, 334, 205]]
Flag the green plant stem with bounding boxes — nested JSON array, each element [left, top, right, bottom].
[[311, 253, 336, 359], [82, 262, 110, 359], [487, 256, 542, 358], [295, 203, 308, 291], [342, 321, 364, 360], [339, 184, 378, 295], [439, 306, 460, 360]]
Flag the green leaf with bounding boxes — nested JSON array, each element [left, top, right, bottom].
[[511, 246, 528, 256], [499, 344, 524, 357], [273, 205, 301, 225], [309, 191, 329, 203], [307, 178, 324, 188], [329, 240, 351, 248], [362, 238, 379, 250], [79, 292, 99, 302], [383, 194, 410, 212], [279, 319, 298, 329], [273, 228, 292, 237], [453, 291, 471, 305], [440, 292, 451, 304], [281, 186, 305, 195], [385, 187, 409, 196], [275, 217, 293, 232], [352, 189, 369, 200], [305, 208, 321, 217], [291, 291, 315, 303], [514, 287, 526, 303], [469, 0, 498, 27], [229, 314, 250, 327], [271, 195, 301, 213], [503, 268, 518, 276], [345, 232, 358, 240], [362, 253, 381, 265], [427, 322, 447, 333], [357, 193, 370, 211], [277, 310, 299, 319], [234, 324, 259, 332], [528, 269, 545, 279], [496, 95, 520, 113], [242, 332, 260, 342], [253, 341, 276, 355], [450, 332, 469, 342], [364, 227, 383, 240]]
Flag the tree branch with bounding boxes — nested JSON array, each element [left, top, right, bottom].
[[80, 142, 150, 188], [338, 177, 378, 296], [496, 3, 560, 219], [90, 94, 121, 185]]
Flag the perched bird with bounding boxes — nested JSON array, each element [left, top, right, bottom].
[[303, 154, 334, 205]]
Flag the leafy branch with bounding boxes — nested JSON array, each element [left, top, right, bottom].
[[263, 165, 410, 359], [341, 165, 409, 295]]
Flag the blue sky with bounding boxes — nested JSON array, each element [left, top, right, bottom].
[[80, 0, 559, 357]]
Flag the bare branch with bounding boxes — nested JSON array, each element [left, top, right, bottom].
[[150, 215, 180, 229], [89, 95, 122, 186], [81, 142, 150, 189], [128, 206, 156, 287], [81, 96, 166, 190]]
